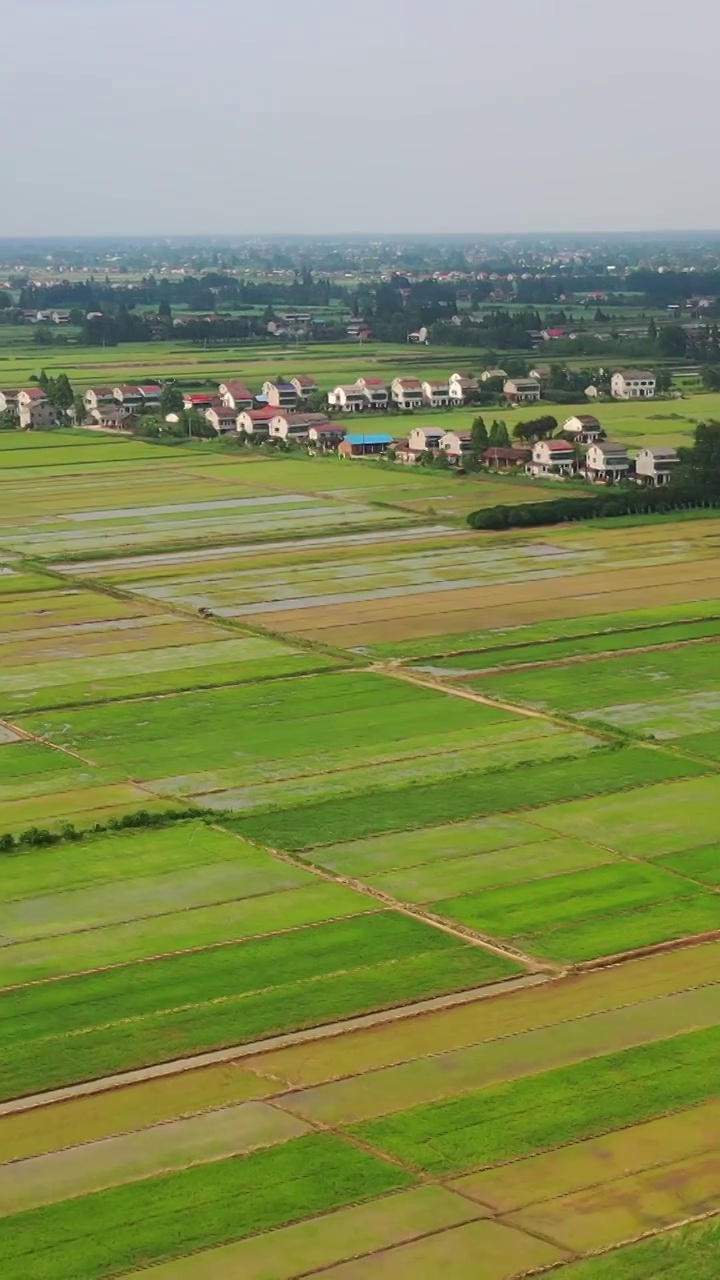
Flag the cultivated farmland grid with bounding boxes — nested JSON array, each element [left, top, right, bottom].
[[3, 428, 720, 1278]]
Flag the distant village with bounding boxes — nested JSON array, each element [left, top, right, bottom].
[[0, 366, 678, 486]]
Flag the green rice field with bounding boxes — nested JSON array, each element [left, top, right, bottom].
[[3, 428, 720, 1276]]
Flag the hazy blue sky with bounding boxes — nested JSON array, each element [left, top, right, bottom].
[[4, 0, 719, 235]]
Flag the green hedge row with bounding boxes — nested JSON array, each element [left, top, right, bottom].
[[466, 483, 720, 529], [0, 806, 210, 855]]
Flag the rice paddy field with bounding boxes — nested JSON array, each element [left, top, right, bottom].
[[4, 428, 720, 1276]]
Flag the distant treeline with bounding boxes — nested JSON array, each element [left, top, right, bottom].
[[467, 484, 720, 530]]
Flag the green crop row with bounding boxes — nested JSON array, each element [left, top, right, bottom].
[[0, 1133, 410, 1280], [555, 1216, 720, 1279], [351, 1022, 720, 1175], [0, 913, 518, 1100], [230, 747, 707, 851]]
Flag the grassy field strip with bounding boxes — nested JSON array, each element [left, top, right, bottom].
[[0, 885, 381, 988], [0, 784, 180, 834], [232, 748, 709, 853], [0, 1064, 282, 1163], [453, 1098, 720, 1215], [292, 1219, 567, 1280], [431, 861, 720, 963], [0, 1103, 310, 1216], [123, 1185, 487, 1280], [362, 837, 620, 903], [0, 822, 259, 902], [0, 503, 416, 558], [0, 914, 520, 1101], [242, 942, 720, 1088], [150, 718, 557, 800], [349, 1023, 720, 1177], [460, 639, 720, 737], [267, 561, 720, 648], [302, 576, 720, 651], [503, 1147, 720, 1255], [0, 1134, 414, 1280], [373, 598, 720, 663], [195, 733, 599, 815], [273, 983, 720, 1126], [547, 1214, 720, 1278], [524, 775, 720, 860], [0, 637, 317, 697]]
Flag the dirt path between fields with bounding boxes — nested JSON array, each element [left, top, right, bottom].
[[0, 972, 548, 1117]]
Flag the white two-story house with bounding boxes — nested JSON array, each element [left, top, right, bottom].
[[448, 373, 477, 404], [219, 380, 254, 410], [527, 439, 576, 478], [422, 380, 452, 408], [504, 377, 541, 404], [584, 441, 631, 483], [634, 446, 679, 486], [611, 370, 656, 400], [262, 380, 298, 410], [391, 378, 424, 410], [355, 378, 389, 410], [328, 385, 367, 413]]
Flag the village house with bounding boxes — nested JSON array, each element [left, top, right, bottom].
[[391, 378, 424, 410], [262, 380, 298, 410], [270, 413, 331, 442], [393, 439, 422, 465], [219, 380, 254, 410], [527, 439, 576, 478], [290, 376, 318, 400], [205, 405, 240, 434], [51, 310, 71, 325], [484, 446, 532, 470], [504, 377, 541, 404], [541, 328, 568, 342], [611, 370, 656, 400], [328, 384, 367, 413], [449, 372, 477, 404], [138, 385, 162, 405], [355, 377, 389, 410], [338, 432, 393, 458], [634, 446, 680, 486], [561, 414, 604, 444], [236, 407, 279, 438], [479, 368, 507, 382], [113, 385, 145, 409], [0, 389, 19, 413], [422, 379, 452, 408], [17, 388, 48, 410], [583, 440, 632, 483], [440, 430, 473, 464], [19, 400, 58, 430], [308, 423, 346, 450], [85, 405, 135, 431], [183, 393, 216, 411], [408, 426, 443, 453], [84, 387, 116, 412]]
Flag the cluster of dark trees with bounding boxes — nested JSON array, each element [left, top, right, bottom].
[[467, 422, 720, 530]]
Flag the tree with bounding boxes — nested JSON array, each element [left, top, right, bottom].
[[488, 420, 510, 447], [160, 382, 184, 416], [49, 374, 74, 415], [688, 421, 720, 491], [658, 324, 688, 357], [701, 366, 720, 391], [647, 318, 658, 341], [158, 299, 172, 322], [304, 390, 327, 413], [470, 415, 489, 453]]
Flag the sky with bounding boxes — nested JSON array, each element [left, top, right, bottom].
[[3, 0, 720, 237]]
